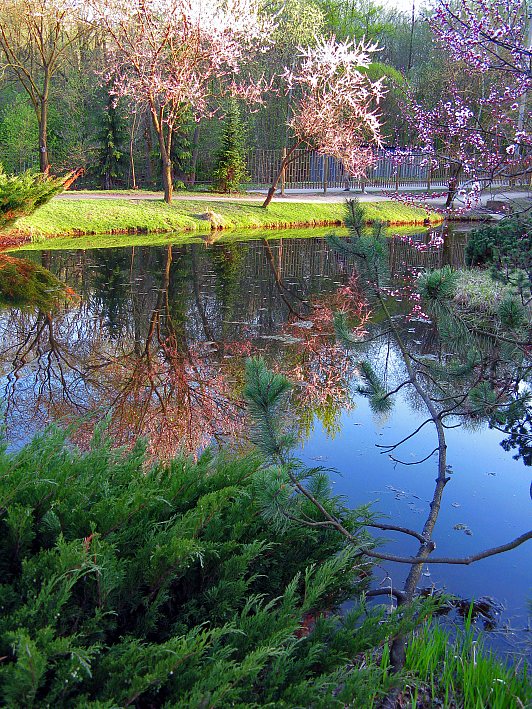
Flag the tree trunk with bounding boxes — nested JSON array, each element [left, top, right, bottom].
[[38, 98, 50, 174], [150, 105, 173, 203], [144, 115, 153, 184], [445, 162, 462, 209], [161, 157, 173, 203], [130, 133, 137, 190], [262, 142, 302, 208], [188, 124, 200, 186]]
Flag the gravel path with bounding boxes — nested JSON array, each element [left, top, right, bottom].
[[55, 187, 531, 209]]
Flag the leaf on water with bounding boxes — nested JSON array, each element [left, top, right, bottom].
[[259, 334, 303, 344], [292, 320, 314, 329]]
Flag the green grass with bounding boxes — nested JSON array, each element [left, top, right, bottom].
[[6, 196, 441, 242], [404, 621, 531, 708]]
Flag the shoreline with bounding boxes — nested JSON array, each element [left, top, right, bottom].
[[1, 197, 443, 249]]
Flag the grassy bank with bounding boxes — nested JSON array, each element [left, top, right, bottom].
[[403, 621, 531, 708], [5, 197, 441, 243]]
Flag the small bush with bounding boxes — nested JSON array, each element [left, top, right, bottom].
[[0, 166, 65, 232], [465, 216, 531, 302]]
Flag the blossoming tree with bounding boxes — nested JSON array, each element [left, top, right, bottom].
[[404, 0, 531, 208], [92, 0, 274, 202], [262, 36, 386, 207]]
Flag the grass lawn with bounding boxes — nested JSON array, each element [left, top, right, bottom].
[[6, 196, 441, 242]]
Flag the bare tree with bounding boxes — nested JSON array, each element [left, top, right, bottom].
[[0, 0, 93, 173]]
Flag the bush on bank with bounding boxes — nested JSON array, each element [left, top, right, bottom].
[[0, 425, 420, 707]]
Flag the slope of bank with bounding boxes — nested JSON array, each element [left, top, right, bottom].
[[4, 197, 441, 244]]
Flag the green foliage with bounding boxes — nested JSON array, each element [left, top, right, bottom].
[[0, 423, 416, 707], [0, 165, 64, 232], [0, 256, 73, 309], [498, 295, 527, 330], [328, 201, 388, 290], [417, 265, 458, 305], [344, 197, 366, 235], [95, 88, 128, 190], [404, 621, 531, 708], [465, 216, 532, 303], [0, 93, 39, 174], [213, 100, 250, 193], [357, 361, 394, 415], [243, 356, 294, 459]]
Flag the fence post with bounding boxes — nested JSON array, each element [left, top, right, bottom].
[[323, 155, 328, 194], [395, 161, 400, 191], [426, 161, 432, 192], [281, 147, 286, 196]]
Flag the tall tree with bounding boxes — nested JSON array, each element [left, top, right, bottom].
[[262, 37, 385, 207], [94, 0, 274, 203], [403, 0, 531, 207], [0, 0, 92, 173]]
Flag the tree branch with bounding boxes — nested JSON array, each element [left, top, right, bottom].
[[362, 530, 532, 565]]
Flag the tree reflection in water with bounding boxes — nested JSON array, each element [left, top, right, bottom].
[[0, 229, 476, 460]]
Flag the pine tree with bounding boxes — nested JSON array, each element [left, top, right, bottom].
[[213, 99, 250, 193], [96, 87, 128, 190]]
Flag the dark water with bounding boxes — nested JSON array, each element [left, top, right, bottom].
[[2, 226, 531, 660]]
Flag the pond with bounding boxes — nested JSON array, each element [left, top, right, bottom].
[[1, 224, 530, 661]]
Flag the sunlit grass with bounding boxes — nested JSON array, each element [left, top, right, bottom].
[[6, 197, 441, 241]]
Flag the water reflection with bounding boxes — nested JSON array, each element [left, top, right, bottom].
[[1, 226, 530, 656], [1, 228, 470, 451]]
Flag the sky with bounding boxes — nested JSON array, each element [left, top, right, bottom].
[[384, 0, 427, 15]]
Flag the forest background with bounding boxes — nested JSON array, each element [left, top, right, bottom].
[[0, 0, 502, 192]]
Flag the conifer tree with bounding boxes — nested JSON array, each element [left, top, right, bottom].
[[96, 88, 128, 190], [244, 200, 532, 674], [213, 99, 250, 193]]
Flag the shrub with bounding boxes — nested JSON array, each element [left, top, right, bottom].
[[0, 165, 65, 232], [0, 255, 75, 309], [0, 425, 414, 707], [465, 216, 531, 302]]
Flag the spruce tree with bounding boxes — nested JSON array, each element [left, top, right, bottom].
[[213, 99, 250, 193], [96, 87, 128, 190]]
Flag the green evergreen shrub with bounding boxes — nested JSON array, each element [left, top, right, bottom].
[[0, 255, 75, 309], [0, 165, 65, 232], [213, 100, 250, 193], [0, 424, 419, 707], [465, 216, 531, 302]]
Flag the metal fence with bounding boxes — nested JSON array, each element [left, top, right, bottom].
[[245, 148, 522, 192]]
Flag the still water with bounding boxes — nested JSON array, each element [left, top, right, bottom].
[[2, 226, 531, 659]]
